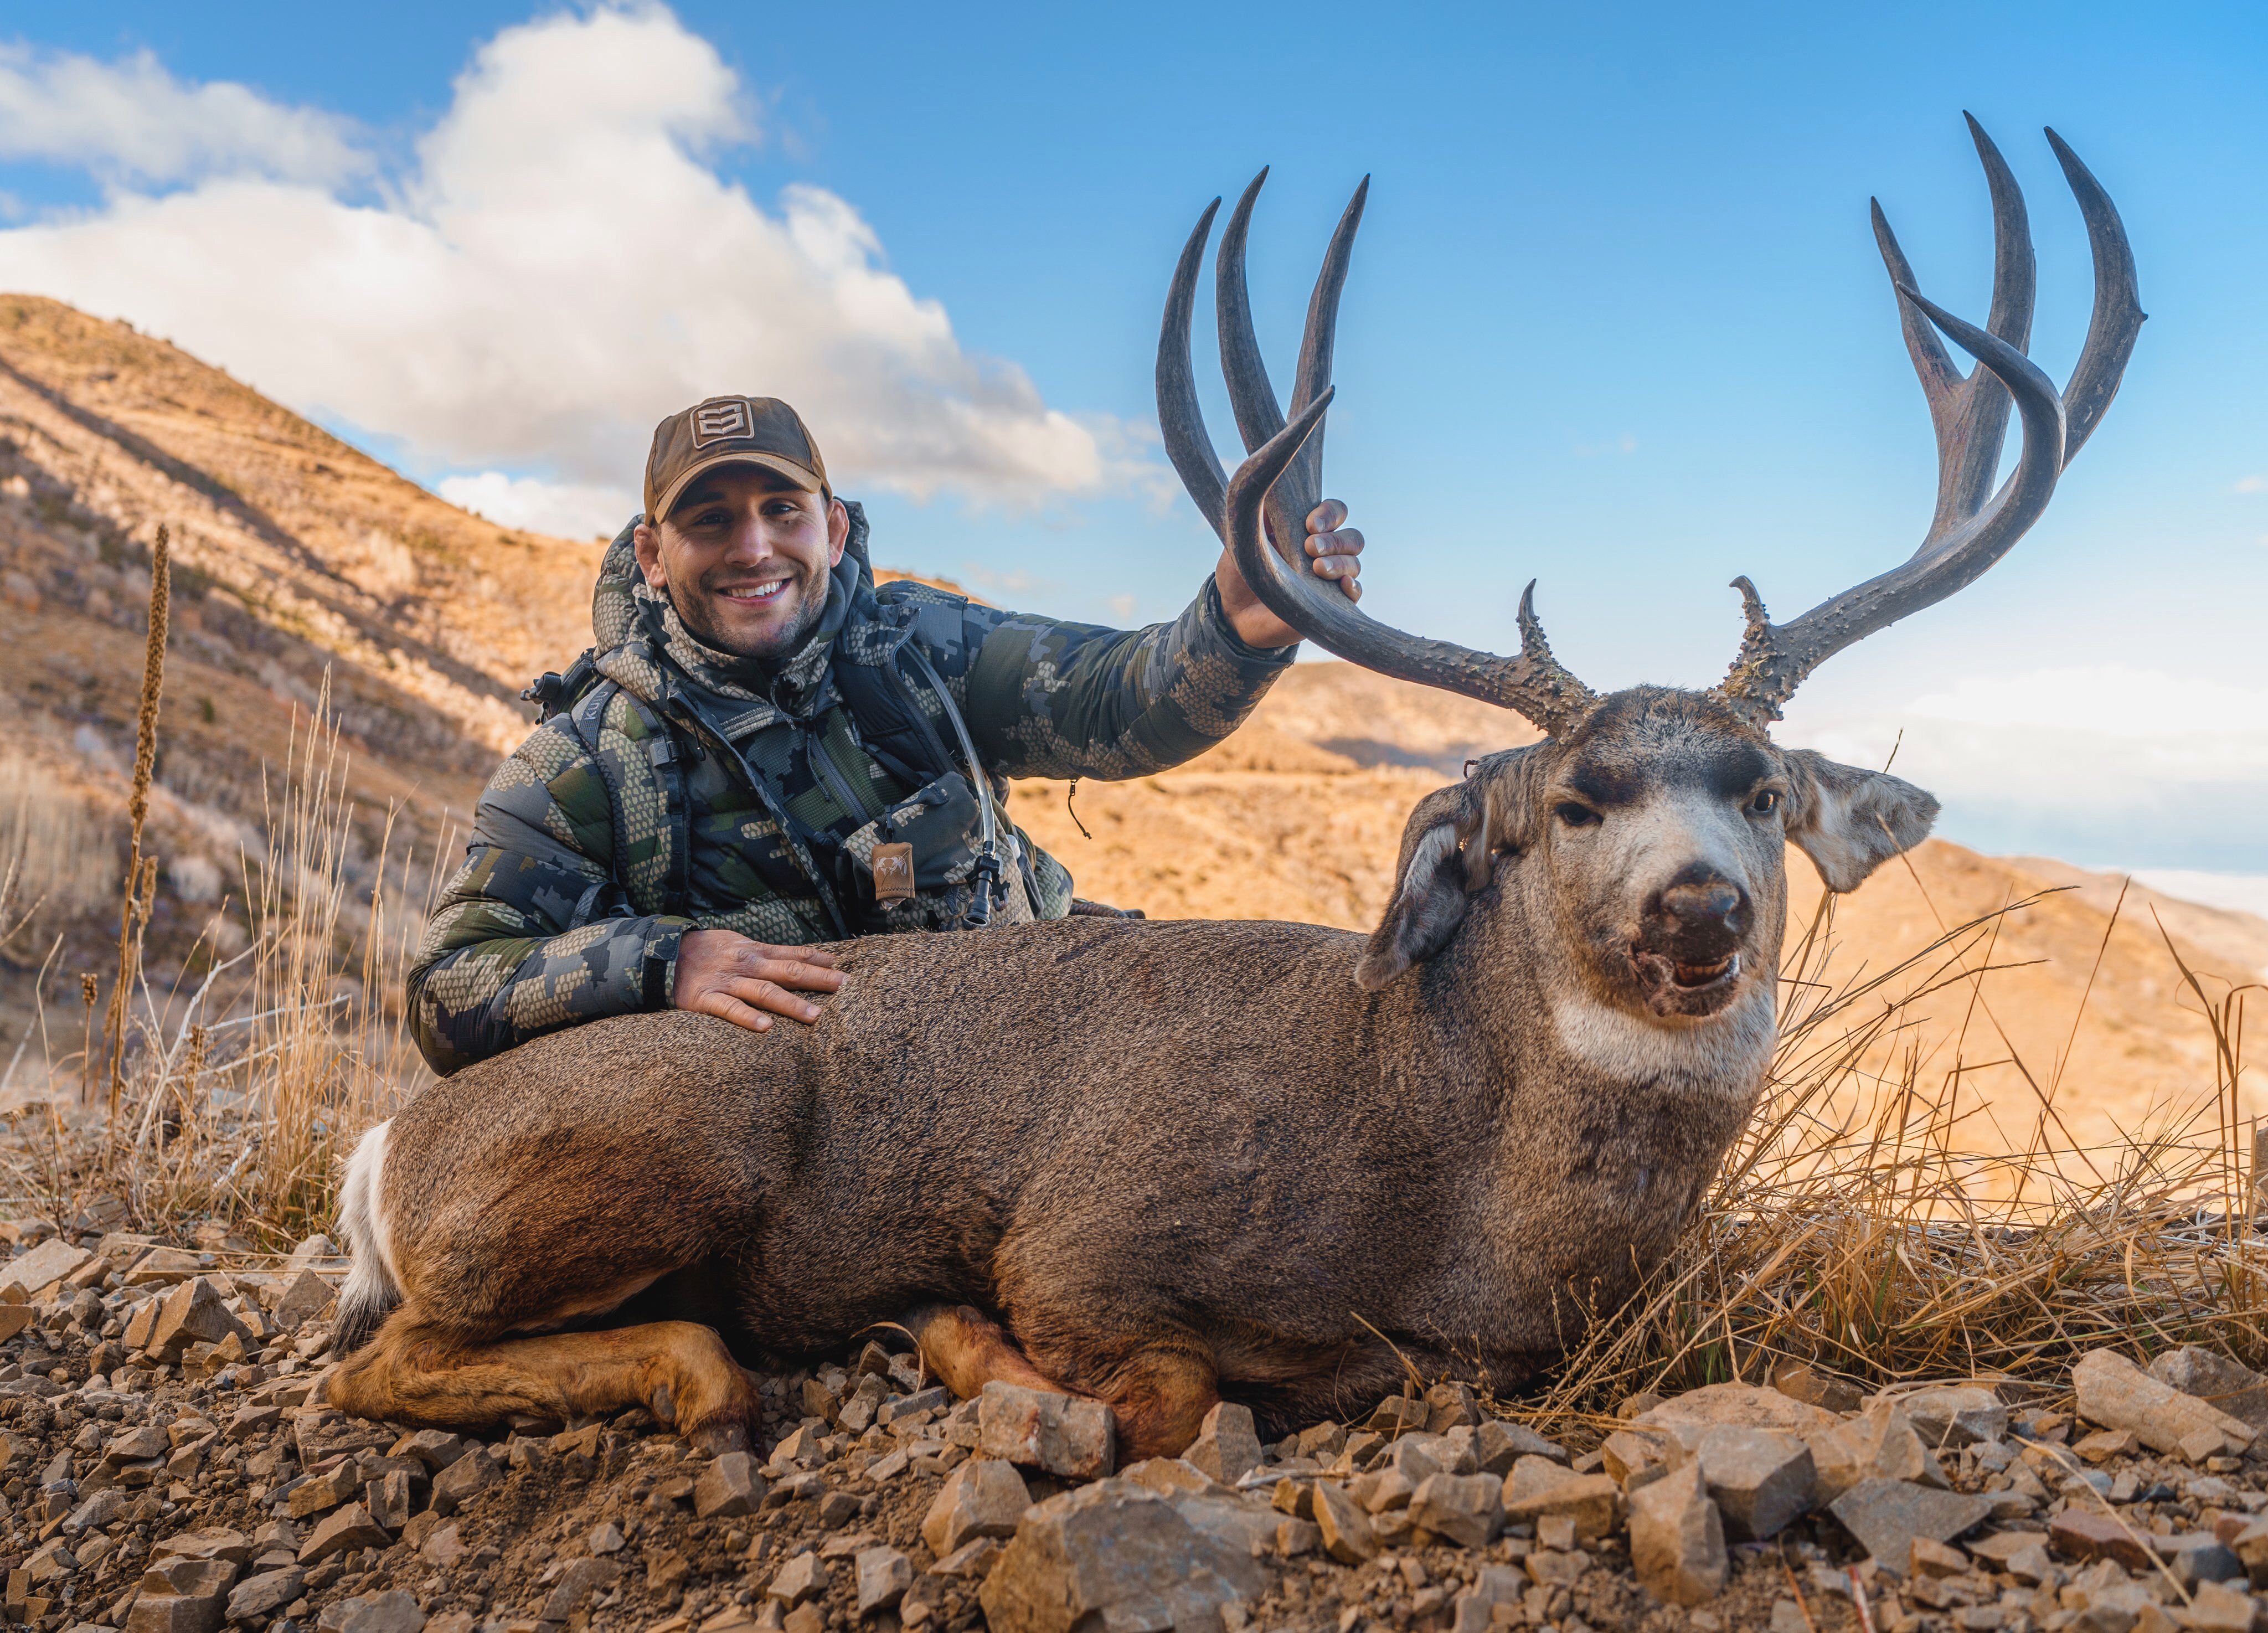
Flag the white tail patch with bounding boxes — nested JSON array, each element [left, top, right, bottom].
[[335, 1120, 403, 1350]]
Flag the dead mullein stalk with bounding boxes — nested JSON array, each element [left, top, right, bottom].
[[78, 970, 97, 1105], [102, 524, 171, 1122]]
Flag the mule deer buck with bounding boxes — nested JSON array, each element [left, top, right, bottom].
[[332, 120, 2139, 1460]]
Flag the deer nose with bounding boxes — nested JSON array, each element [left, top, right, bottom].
[[1644, 868, 1751, 952], [1661, 879, 1743, 928]]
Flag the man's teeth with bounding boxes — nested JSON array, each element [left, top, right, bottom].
[[721, 582, 786, 602]]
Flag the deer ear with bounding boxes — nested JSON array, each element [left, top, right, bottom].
[[1782, 748, 1940, 893], [1355, 753, 1538, 990], [1356, 817, 1471, 990]]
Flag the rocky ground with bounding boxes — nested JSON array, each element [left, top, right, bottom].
[[4, 1224, 2268, 1633]]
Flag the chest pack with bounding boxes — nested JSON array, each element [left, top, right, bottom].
[[520, 637, 1014, 931]]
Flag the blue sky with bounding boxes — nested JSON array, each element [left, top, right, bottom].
[[0, 2, 2261, 888]]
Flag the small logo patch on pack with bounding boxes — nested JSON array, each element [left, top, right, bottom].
[[871, 843, 915, 904]]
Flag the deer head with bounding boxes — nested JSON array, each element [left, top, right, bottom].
[[1161, 121, 2140, 1018]]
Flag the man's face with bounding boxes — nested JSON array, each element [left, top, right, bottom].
[[632, 466, 849, 661]]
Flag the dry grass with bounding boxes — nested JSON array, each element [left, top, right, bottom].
[[0, 539, 445, 1246]]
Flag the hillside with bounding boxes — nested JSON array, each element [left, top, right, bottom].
[[0, 294, 2255, 1164]]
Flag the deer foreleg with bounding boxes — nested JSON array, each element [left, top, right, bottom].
[[1085, 1342, 1219, 1462], [902, 1303, 1075, 1401], [329, 1308, 759, 1454], [908, 1302, 1220, 1463]]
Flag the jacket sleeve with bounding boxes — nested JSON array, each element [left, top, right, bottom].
[[939, 574, 1296, 780], [405, 719, 691, 1075]]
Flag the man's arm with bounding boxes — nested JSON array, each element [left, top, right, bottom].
[[406, 723, 838, 1072], [405, 725, 691, 1074], [944, 502, 1361, 781]]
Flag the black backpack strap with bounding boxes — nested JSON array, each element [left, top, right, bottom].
[[833, 646, 956, 787]]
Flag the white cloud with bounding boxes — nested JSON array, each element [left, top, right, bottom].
[[0, 43, 363, 186], [1898, 664, 2268, 741], [2236, 475, 2268, 493], [0, 6, 1127, 508], [435, 472, 635, 539]]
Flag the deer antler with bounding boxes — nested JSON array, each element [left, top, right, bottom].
[[1715, 119, 2145, 722], [1157, 170, 1601, 735]]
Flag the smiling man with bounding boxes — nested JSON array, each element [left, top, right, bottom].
[[405, 394, 1363, 1073]]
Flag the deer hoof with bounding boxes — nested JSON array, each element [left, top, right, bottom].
[[689, 1418, 751, 1456]]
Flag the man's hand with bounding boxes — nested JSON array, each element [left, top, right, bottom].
[[1214, 498, 1363, 649], [673, 929, 846, 1033]]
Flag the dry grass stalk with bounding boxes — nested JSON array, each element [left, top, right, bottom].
[[3, 648, 448, 1246], [100, 523, 170, 1115]]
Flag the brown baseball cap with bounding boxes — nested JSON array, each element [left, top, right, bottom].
[[643, 395, 829, 522]]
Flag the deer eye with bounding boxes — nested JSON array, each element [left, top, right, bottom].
[[1746, 789, 1784, 817], [1555, 802, 1601, 829]]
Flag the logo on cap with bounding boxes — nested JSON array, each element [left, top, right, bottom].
[[692, 398, 754, 446]]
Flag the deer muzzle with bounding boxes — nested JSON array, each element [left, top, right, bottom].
[[1630, 870, 1752, 1016]]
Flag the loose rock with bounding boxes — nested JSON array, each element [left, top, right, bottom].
[[226, 1567, 305, 1622], [1311, 1479, 1379, 1565], [1806, 1403, 1947, 1504], [694, 1450, 765, 1518], [1891, 1384, 2009, 1449], [1684, 1425, 1814, 1543], [766, 1552, 827, 1607], [1640, 1382, 1839, 1439], [297, 1502, 391, 1565], [1182, 1400, 1264, 1485], [978, 1478, 1264, 1633], [2072, 1348, 2257, 1461], [1502, 1460, 1620, 1543], [2149, 1347, 2268, 1435], [1408, 1472, 1503, 1547], [976, 1382, 1116, 1480], [921, 1457, 1032, 1555], [313, 1589, 425, 1633], [1829, 1478, 1992, 1572], [1627, 1461, 1727, 1607], [854, 1547, 911, 1614]]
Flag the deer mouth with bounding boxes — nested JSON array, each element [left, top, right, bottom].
[[1628, 945, 1743, 1016]]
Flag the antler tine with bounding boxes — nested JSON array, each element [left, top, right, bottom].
[[1284, 176, 1370, 504], [1219, 169, 1377, 571], [1217, 169, 1287, 455], [1156, 196, 1229, 539], [2045, 126, 2145, 462], [1224, 388, 1599, 734], [1719, 287, 2066, 716], [1717, 123, 2138, 722], [1875, 115, 2036, 545]]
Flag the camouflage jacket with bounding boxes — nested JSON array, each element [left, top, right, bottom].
[[405, 504, 1296, 1074]]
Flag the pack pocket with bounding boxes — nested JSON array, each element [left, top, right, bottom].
[[839, 772, 1034, 933]]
